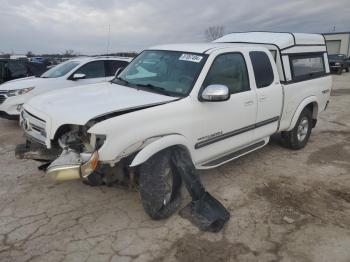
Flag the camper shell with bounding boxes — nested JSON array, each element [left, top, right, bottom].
[[214, 31, 329, 83]]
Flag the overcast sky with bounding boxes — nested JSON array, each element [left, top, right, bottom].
[[1, 0, 349, 55]]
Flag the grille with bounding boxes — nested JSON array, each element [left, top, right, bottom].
[[21, 110, 47, 145]]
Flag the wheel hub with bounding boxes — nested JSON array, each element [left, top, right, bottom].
[[297, 117, 309, 142]]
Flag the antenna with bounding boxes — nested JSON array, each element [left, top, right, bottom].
[[106, 24, 111, 55]]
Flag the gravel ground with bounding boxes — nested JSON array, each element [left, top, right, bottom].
[[0, 74, 349, 262]]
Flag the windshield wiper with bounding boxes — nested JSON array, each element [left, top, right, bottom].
[[113, 77, 130, 86], [134, 83, 176, 96]]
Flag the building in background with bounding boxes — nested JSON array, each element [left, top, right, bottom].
[[323, 32, 350, 56]]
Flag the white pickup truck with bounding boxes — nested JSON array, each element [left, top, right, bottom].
[[17, 32, 332, 231]]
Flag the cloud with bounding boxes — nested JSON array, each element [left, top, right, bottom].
[[0, 0, 349, 54]]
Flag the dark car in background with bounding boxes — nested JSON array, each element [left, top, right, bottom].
[[328, 54, 350, 74], [0, 59, 48, 84]]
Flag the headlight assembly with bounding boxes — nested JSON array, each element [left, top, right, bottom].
[[7, 87, 35, 97]]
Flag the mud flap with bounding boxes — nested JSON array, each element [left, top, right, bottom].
[[172, 150, 230, 232]]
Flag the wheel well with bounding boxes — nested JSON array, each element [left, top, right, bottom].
[[169, 145, 192, 158], [305, 102, 318, 119], [305, 102, 318, 128]]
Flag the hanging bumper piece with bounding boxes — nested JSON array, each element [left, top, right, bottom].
[[172, 150, 230, 232]]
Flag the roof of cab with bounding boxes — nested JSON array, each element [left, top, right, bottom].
[[214, 32, 325, 50], [149, 43, 255, 54]]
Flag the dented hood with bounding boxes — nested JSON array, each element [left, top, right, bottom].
[[26, 82, 177, 126]]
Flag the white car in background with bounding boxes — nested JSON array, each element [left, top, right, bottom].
[[0, 56, 132, 119]]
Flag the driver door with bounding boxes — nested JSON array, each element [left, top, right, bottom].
[[193, 52, 257, 165]]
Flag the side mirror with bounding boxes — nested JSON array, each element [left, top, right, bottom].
[[72, 73, 86, 80], [200, 84, 230, 102]]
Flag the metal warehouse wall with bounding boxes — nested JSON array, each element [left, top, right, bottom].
[[324, 33, 350, 56]]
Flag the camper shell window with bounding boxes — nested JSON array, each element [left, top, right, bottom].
[[289, 53, 326, 82]]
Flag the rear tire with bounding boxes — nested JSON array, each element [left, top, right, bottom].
[[138, 149, 182, 220], [337, 68, 343, 75], [282, 108, 313, 150], [346, 67, 349, 73]]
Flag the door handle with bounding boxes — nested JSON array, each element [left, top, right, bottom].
[[244, 100, 254, 106], [259, 96, 267, 101]]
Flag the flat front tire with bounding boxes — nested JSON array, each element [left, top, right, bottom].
[[138, 149, 182, 220], [283, 108, 313, 150]]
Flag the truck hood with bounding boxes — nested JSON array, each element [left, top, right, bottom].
[[0, 76, 55, 91], [26, 82, 178, 127]]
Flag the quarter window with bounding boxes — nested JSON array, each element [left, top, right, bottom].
[[250, 51, 274, 88], [290, 54, 325, 81], [105, 60, 129, 76], [203, 53, 250, 94], [75, 61, 106, 79]]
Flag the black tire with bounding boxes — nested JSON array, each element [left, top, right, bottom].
[[138, 149, 182, 220], [337, 68, 342, 75], [346, 67, 349, 73], [282, 108, 313, 150], [84, 172, 104, 186]]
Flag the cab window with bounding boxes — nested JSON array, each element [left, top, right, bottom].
[[74, 61, 106, 79], [203, 53, 250, 94], [250, 51, 274, 88]]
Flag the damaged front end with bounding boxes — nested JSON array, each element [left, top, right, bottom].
[[16, 122, 105, 182]]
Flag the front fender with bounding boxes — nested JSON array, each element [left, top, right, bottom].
[[130, 134, 192, 167], [287, 96, 318, 131]]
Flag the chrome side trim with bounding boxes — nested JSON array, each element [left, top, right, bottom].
[[195, 116, 279, 149]]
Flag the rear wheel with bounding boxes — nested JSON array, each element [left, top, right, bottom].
[[346, 66, 349, 73], [138, 149, 182, 220], [337, 68, 343, 75], [282, 109, 313, 150]]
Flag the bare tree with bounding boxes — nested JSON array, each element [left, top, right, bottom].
[[205, 26, 224, 41], [62, 49, 76, 57], [26, 51, 34, 58]]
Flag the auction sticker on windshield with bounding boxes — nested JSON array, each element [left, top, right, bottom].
[[179, 54, 203, 63]]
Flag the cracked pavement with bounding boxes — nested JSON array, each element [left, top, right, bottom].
[[0, 74, 349, 262]]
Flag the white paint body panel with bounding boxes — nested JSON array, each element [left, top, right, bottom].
[[21, 33, 332, 169]]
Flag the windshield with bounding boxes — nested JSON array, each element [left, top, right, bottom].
[[41, 61, 80, 78], [113, 50, 207, 97]]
